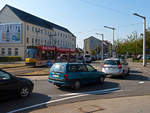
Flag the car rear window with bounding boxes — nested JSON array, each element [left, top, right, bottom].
[[78, 56, 83, 60], [68, 65, 78, 72], [104, 60, 120, 65], [50, 64, 65, 73], [85, 55, 90, 57]]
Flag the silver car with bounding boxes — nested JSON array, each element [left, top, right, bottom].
[[102, 58, 129, 78]]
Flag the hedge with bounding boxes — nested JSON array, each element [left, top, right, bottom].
[[0, 56, 22, 62], [133, 59, 150, 62]]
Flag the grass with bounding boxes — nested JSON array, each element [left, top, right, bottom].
[[20, 69, 49, 76], [0, 64, 25, 69]]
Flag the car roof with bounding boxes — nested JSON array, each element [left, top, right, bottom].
[[54, 62, 85, 65], [104, 58, 120, 61]]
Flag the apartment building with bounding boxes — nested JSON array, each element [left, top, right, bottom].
[[0, 5, 76, 59], [84, 36, 111, 55]]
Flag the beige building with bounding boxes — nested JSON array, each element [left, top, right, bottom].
[[84, 36, 111, 55], [0, 5, 76, 59]]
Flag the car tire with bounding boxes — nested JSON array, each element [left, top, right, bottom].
[[18, 86, 31, 98], [73, 80, 81, 90], [99, 76, 105, 84], [56, 85, 61, 88], [121, 70, 127, 79], [126, 69, 130, 76]]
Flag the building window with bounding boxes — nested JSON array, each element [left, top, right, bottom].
[[15, 48, 18, 56], [32, 38, 34, 44], [35, 39, 37, 44], [32, 27, 34, 32], [1, 48, 5, 55], [8, 48, 11, 56], [27, 37, 29, 43], [45, 40, 47, 45], [27, 25, 29, 31], [35, 28, 37, 32]]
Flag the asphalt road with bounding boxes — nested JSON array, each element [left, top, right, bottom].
[[0, 62, 150, 113]]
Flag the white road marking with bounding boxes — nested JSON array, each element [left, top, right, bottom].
[[60, 87, 121, 97], [138, 81, 144, 84], [8, 87, 120, 113]]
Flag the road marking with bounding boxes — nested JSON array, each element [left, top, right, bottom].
[[138, 81, 144, 84], [59, 87, 121, 97], [8, 87, 120, 113]]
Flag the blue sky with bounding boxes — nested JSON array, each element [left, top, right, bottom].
[[0, 0, 150, 48]]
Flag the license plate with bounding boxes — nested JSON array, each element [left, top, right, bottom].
[[53, 75, 59, 77]]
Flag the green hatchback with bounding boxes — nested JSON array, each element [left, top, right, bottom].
[[48, 63, 106, 89]]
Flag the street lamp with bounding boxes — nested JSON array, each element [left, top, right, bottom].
[[133, 13, 146, 67], [96, 33, 104, 60], [104, 26, 116, 57]]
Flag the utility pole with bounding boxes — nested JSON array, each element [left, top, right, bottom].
[[96, 33, 104, 60], [104, 26, 115, 57], [133, 13, 146, 67]]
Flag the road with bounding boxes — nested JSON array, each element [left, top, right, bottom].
[[0, 62, 150, 113]]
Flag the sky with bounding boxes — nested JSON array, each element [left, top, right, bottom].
[[0, 0, 150, 49]]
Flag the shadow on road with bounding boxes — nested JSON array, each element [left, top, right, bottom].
[[110, 69, 149, 81], [58, 81, 120, 94], [0, 93, 51, 113], [130, 70, 142, 73]]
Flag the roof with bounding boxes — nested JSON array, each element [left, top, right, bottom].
[[5, 5, 75, 36], [84, 36, 102, 42]]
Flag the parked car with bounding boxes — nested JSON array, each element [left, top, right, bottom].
[[48, 62, 106, 89], [102, 58, 129, 78], [0, 69, 34, 100], [84, 54, 92, 63], [77, 56, 84, 63]]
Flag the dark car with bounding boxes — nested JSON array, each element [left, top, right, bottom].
[[0, 69, 34, 100]]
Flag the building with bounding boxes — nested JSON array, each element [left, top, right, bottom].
[[0, 5, 76, 59], [84, 36, 111, 55]]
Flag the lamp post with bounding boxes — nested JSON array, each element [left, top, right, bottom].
[[133, 13, 146, 67], [96, 33, 104, 60], [104, 26, 115, 57]]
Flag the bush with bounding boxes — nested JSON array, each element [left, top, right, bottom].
[[0, 56, 22, 62]]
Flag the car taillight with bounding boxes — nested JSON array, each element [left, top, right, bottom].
[[102, 64, 105, 68], [118, 64, 122, 69], [64, 74, 68, 80]]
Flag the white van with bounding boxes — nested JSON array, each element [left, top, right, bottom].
[[84, 54, 92, 63]]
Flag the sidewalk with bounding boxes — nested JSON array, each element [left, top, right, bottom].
[[29, 95, 150, 113]]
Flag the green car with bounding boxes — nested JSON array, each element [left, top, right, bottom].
[[48, 62, 106, 89]]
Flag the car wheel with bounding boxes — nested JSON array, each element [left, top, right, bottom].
[[73, 80, 81, 90], [56, 85, 61, 88], [121, 70, 127, 79], [99, 76, 105, 84], [126, 69, 130, 76], [19, 86, 31, 98]]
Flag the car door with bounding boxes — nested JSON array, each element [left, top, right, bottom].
[[0, 70, 18, 98], [85, 64, 98, 83], [77, 64, 89, 84]]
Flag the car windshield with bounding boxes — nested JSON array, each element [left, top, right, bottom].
[[26, 48, 37, 58], [104, 60, 120, 65], [50, 64, 65, 73], [78, 56, 83, 60]]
